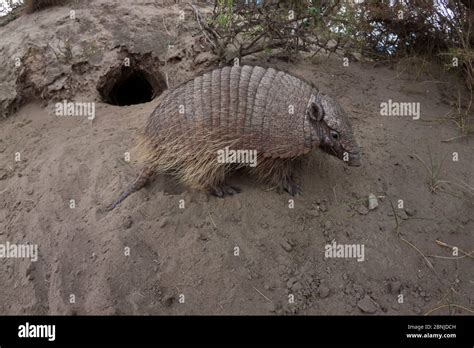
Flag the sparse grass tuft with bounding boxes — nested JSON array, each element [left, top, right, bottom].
[[48, 37, 73, 62], [412, 149, 447, 194], [412, 149, 473, 195], [445, 89, 473, 140]]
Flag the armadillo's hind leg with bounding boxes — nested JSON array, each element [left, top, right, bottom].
[[179, 158, 240, 197], [105, 167, 154, 211]]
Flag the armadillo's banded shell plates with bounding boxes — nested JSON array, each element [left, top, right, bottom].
[[145, 65, 319, 159]]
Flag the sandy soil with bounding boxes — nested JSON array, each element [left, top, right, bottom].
[[0, 1, 472, 315]]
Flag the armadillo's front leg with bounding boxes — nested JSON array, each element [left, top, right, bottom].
[[206, 165, 241, 197], [276, 176, 301, 196], [209, 183, 241, 197], [250, 157, 302, 196]]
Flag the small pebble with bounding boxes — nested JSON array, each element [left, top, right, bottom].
[[197, 233, 208, 241], [308, 210, 320, 217], [266, 302, 277, 312], [388, 281, 402, 294], [357, 205, 369, 215], [287, 277, 298, 287], [281, 241, 293, 252], [368, 193, 378, 210], [398, 210, 409, 220], [318, 285, 330, 298], [357, 295, 378, 314], [163, 294, 174, 307], [159, 217, 169, 228], [291, 282, 303, 291], [235, 199, 242, 210], [123, 216, 133, 229]]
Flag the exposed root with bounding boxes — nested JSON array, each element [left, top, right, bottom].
[[426, 239, 474, 260], [424, 304, 474, 315], [389, 200, 434, 270]]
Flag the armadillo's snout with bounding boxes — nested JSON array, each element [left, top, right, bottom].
[[348, 152, 361, 167]]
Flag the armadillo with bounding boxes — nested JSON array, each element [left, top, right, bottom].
[[107, 65, 361, 210]]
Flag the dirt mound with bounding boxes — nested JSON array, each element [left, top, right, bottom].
[[0, 1, 472, 315]]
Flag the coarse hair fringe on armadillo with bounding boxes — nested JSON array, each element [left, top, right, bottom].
[[134, 121, 245, 190]]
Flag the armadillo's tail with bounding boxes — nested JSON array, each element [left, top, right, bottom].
[[105, 167, 154, 211]]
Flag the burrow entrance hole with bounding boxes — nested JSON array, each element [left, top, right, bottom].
[[98, 65, 167, 106]]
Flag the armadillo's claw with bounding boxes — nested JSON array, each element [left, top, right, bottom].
[[210, 183, 241, 197], [277, 178, 302, 196]]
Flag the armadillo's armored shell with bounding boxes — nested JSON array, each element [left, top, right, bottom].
[[144, 65, 320, 158]]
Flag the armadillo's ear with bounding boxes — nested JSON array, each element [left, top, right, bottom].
[[308, 101, 325, 122]]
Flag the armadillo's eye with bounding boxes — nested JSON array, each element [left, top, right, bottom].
[[330, 130, 339, 140]]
